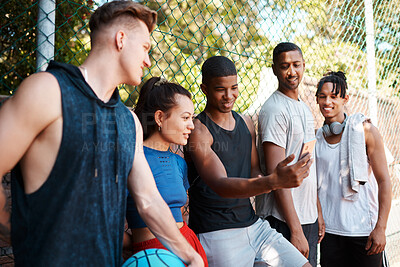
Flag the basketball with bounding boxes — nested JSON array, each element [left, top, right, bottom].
[[122, 248, 186, 267]]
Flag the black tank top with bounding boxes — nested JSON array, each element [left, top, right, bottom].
[[188, 111, 258, 234], [11, 61, 136, 266]]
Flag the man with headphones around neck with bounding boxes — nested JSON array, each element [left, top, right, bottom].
[[315, 71, 391, 267], [256, 42, 323, 267]]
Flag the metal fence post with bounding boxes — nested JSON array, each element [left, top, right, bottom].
[[364, 0, 378, 126], [36, 0, 56, 72]]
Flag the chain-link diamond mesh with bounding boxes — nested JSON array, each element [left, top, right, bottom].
[[1, 0, 400, 264]]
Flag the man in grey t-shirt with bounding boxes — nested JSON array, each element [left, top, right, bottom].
[[256, 42, 324, 267]]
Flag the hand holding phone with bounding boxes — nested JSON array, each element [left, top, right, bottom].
[[299, 138, 316, 159]]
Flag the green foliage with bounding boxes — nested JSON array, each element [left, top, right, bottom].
[[269, 0, 400, 97], [54, 0, 93, 65], [0, 0, 93, 96], [1, 0, 399, 104], [321, 0, 400, 95], [141, 0, 270, 112], [0, 1, 38, 95]]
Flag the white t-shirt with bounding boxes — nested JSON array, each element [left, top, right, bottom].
[[315, 128, 379, 236], [255, 90, 318, 224]]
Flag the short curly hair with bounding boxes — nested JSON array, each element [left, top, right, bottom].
[[201, 56, 237, 85], [273, 42, 303, 64]]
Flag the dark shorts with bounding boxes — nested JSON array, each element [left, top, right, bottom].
[[266, 215, 318, 267], [320, 232, 383, 267]]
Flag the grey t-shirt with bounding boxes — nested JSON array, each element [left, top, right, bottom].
[[256, 90, 318, 224]]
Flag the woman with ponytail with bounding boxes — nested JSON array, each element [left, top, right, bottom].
[[125, 77, 208, 266], [315, 71, 391, 267]]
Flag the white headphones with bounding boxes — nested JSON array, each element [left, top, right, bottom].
[[322, 113, 348, 137]]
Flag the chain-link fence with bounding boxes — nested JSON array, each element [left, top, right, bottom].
[[1, 0, 400, 265]]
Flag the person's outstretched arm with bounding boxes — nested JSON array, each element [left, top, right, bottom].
[[187, 119, 312, 199], [364, 122, 391, 256], [263, 142, 309, 258], [127, 112, 203, 267]]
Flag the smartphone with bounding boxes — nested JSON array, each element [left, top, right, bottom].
[[299, 138, 316, 159]]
